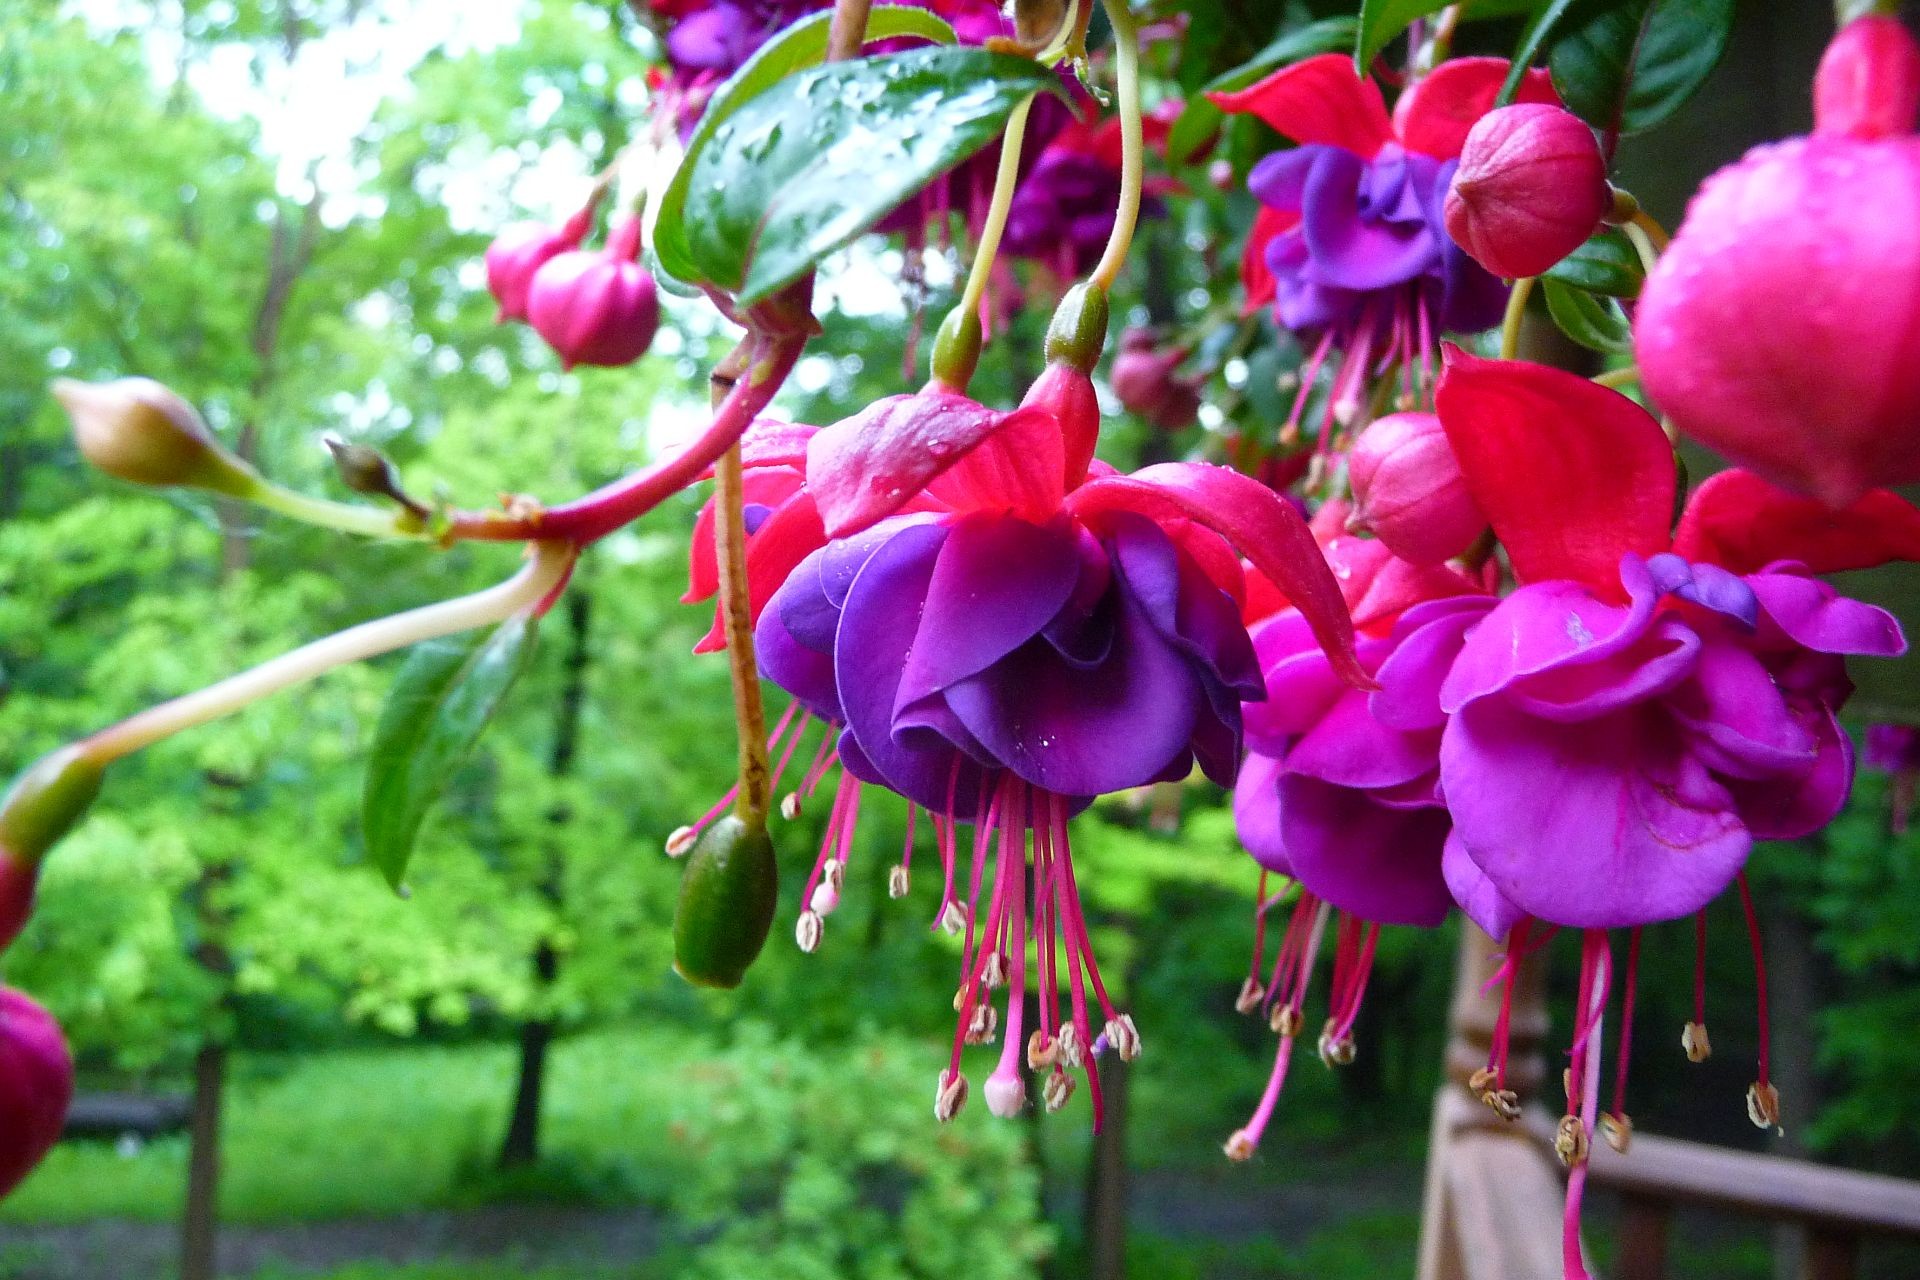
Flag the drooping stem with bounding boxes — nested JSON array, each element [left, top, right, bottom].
[[248, 481, 425, 540], [1498, 276, 1535, 361], [445, 333, 806, 545], [827, 0, 873, 61], [1087, 0, 1143, 291], [81, 541, 575, 764], [957, 94, 1036, 323], [714, 439, 771, 833]]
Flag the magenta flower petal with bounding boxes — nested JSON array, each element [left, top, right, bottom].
[[1669, 641, 1817, 780], [1299, 148, 1439, 292], [1371, 594, 1495, 732], [1442, 830, 1523, 942], [1438, 579, 1659, 714], [1749, 568, 1908, 657], [1243, 612, 1360, 751], [1234, 751, 1291, 875], [1724, 705, 1855, 839], [1441, 700, 1751, 928], [1278, 775, 1453, 927], [1287, 687, 1438, 790]]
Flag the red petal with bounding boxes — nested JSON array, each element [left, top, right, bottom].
[[1207, 54, 1393, 157], [690, 492, 827, 654], [1673, 469, 1920, 575], [681, 468, 805, 604], [1241, 204, 1296, 315], [1394, 58, 1559, 160], [1067, 462, 1369, 687], [1165, 518, 1248, 610], [1434, 348, 1675, 597], [807, 392, 1056, 537], [923, 403, 1065, 522]]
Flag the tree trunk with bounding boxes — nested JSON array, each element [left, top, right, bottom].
[[1084, 1056, 1132, 1280], [180, 1041, 227, 1280], [498, 590, 591, 1169]]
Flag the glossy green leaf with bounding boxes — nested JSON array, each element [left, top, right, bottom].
[[1167, 17, 1357, 165], [363, 617, 538, 889], [651, 5, 958, 285], [678, 46, 1064, 305], [1542, 227, 1644, 297], [1497, 0, 1579, 105], [1549, 0, 1735, 136], [1541, 277, 1634, 354], [1354, 1, 1452, 73]]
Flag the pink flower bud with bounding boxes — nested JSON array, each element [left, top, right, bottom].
[[1020, 360, 1101, 490], [50, 378, 256, 495], [1637, 126, 1920, 507], [527, 217, 661, 370], [1443, 104, 1611, 280], [484, 205, 592, 324], [0, 988, 73, 1197], [1815, 15, 1920, 141], [1346, 411, 1485, 566], [1109, 328, 1201, 432]]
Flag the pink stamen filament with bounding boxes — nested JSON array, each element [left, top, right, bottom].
[[992, 796, 1029, 1090], [1247, 869, 1271, 986], [1736, 874, 1772, 1088], [1611, 927, 1642, 1119], [1283, 331, 1337, 440], [1048, 792, 1104, 1130], [898, 803, 919, 873], [1329, 920, 1380, 1044], [1562, 930, 1612, 1280], [1234, 898, 1329, 1154]]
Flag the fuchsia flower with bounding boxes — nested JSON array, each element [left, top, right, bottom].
[[1109, 328, 1201, 432], [1636, 14, 1920, 509], [485, 206, 594, 323], [527, 217, 662, 370], [746, 357, 1362, 1123], [1001, 106, 1179, 281], [1429, 350, 1918, 1278], [1210, 56, 1557, 433], [0, 989, 71, 1198], [1443, 103, 1611, 280]]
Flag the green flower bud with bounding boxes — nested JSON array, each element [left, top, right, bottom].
[[51, 378, 260, 496], [672, 815, 778, 989], [1043, 283, 1110, 374]]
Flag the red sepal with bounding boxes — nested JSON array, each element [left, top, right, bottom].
[[1673, 469, 1920, 575], [1393, 58, 1558, 161], [1434, 348, 1676, 597], [1207, 53, 1394, 158]]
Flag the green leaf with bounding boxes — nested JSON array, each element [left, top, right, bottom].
[[1497, 0, 1579, 106], [1354, 0, 1452, 73], [1542, 227, 1644, 297], [1541, 277, 1634, 353], [678, 46, 1064, 305], [651, 5, 958, 285], [362, 618, 539, 889], [1548, 0, 1735, 136], [1167, 17, 1357, 165]]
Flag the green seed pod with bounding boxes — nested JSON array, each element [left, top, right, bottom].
[[672, 815, 777, 989]]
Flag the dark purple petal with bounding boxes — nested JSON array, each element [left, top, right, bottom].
[[1041, 525, 1116, 668], [1248, 146, 1333, 210], [1300, 147, 1440, 292], [756, 595, 842, 723], [1441, 700, 1751, 928], [1278, 774, 1454, 927]]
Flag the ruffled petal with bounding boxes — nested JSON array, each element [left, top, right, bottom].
[[1207, 53, 1394, 156], [1300, 147, 1440, 291], [1438, 578, 1662, 713], [1749, 569, 1908, 657], [1724, 704, 1855, 840], [1442, 829, 1523, 942], [1286, 686, 1437, 790], [1371, 594, 1495, 731], [1243, 611, 1358, 752], [1279, 774, 1454, 927], [1668, 640, 1816, 780]]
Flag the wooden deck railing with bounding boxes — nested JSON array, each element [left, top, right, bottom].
[[1417, 928, 1920, 1280]]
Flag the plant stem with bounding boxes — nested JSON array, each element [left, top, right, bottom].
[[1623, 213, 1664, 276], [444, 333, 807, 545], [249, 482, 424, 540], [81, 541, 575, 764], [957, 94, 1036, 323], [714, 442, 771, 833], [827, 0, 873, 60], [1591, 364, 1640, 389], [1499, 277, 1536, 361], [1088, 0, 1143, 292]]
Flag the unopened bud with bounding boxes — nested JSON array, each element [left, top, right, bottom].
[[324, 437, 426, 516], [1346, 411, 1485, 566], [665, 826, 697, 858], [1043, 1069, 1075, 1112], [1110, 328, 1202, 433], [1682, 1021, 1712, 1063], [1601, 1111, 1633, 1154], [52, 378, 258, 496], [1027, 1030, 1057, 1070], [1269, 1005, 1302, 1038], [485, 207, 592, 323], [1747, 1081, 1783, 1133], [0, 747, 106, 939], [1223, 1129, 1257, 1162], [1234, 977, 1266, 1016], [933, 1069, 968, 1123], [1554, 1115, 1590, 1167], [1444, 104, 1611, 279], [794, 909, 823, 954], [887, 865, 910, 899], [965, 1002, 999, 1046], [984, 1069, 1026, 1118], [1815, 14, 1920, 142], [0, 988, 75, 1197], [1105, 1014, 1141, 1061], [527, 217, 660, 370]]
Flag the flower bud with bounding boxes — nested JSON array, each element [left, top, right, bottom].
[[485, 206, 592, 323], [1444, 104, 1611, 280], [1021, 360, 1102, 490], [51, 378, 258, 496], [527, 216, 661, 371], [1815, 15, 1920, 141], [0, 988, 74, 1197], [1110, 329, 1202, 433], [1346, 411, 1485, 566]]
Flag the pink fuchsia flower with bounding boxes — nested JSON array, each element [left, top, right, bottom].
[[1345, 409, 1485, 565], [0, 988, 72, 1197], [1864, 723, 1920, 832], [1443, 103, 1610, 280], [1109, 328, 1201, 431], [1432, 350, 1917, 1278], [1635, 15, 1920, 509], [1210, 55, 1558, 434], [756, 367, 1362, 1126], [527, 217, 662, 370], [485, 205, 594, 323]]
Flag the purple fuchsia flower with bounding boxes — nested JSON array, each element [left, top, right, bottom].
[[1431, 349, 1920, 1280], [1226, 505, 1494, 1160], [749, 364, 1363, 1124], [1209, 56, 1559, 439], [1001, 105, 1178, 282], [1864, 723, 1920, 831]]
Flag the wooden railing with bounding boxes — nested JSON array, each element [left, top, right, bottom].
[[1417, 928, 1920, 1280]]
